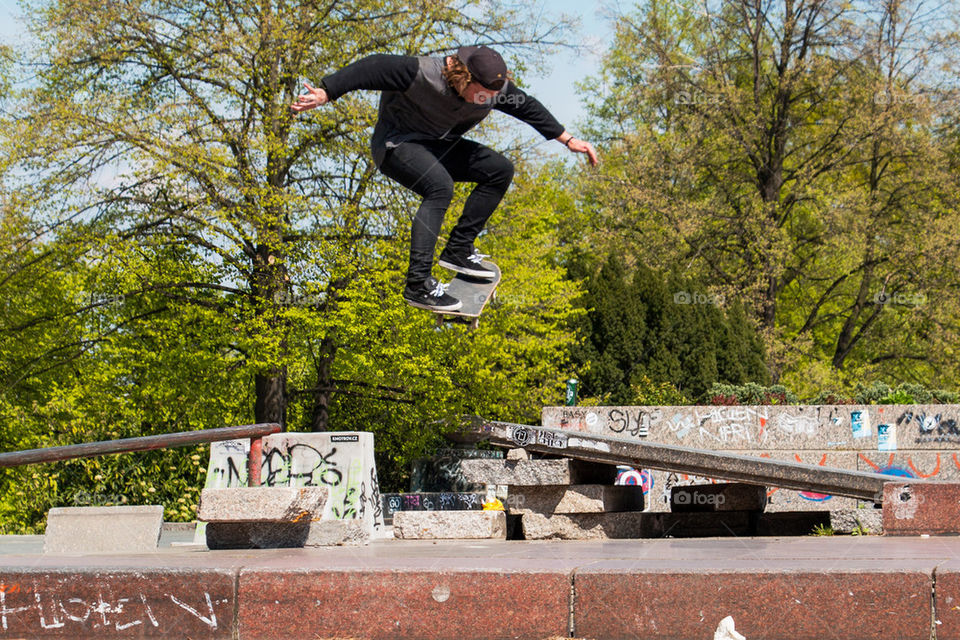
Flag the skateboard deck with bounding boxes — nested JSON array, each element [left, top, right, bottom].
[[432, 261, 501, 329]]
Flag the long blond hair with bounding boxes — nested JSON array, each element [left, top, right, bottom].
[[443, 55, 473, 93]]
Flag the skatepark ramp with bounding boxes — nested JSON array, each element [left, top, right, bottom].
[[466, 419, 906, 502]]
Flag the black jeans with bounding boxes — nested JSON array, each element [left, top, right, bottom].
[[378, 138, 514, 285]]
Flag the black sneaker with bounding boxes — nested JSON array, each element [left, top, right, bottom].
[[438, 247, 496, 279], [403, 276, 462, 311]]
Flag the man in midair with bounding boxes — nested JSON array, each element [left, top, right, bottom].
[[291, 45, 598, 311]]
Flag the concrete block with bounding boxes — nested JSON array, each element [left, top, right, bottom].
[[392, 511, 506, 540], [831, 507, 883, 534], [382, 492, 485, 514], [670, 482, 766, 512], [197, 431, 385, 543], [575, 567, 932, 640], [198, 486, 328, 523], [0, 567, 236, 638], [543, 404, 873, 450], [238, 567, 570, 640], [409, 448, 503, 492], [520, 512, 650, 540], [205, 518, 368, 549], [44, 506, 163, 554], [508, 485, 644, 514], [506, 447, 529, 460], [883, 481, 960, 535], [459, 458, 617, 486], [546, 403, 960, 453]]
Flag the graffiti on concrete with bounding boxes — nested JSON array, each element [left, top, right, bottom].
[[0, 589, 222, 633]]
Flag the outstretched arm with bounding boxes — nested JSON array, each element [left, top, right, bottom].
[[290, 54, 419, 114], [555, 131, 599, 166], [493, 84, 599, 165]]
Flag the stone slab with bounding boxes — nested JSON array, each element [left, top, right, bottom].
[[392, 511, 506, 540], [574, 567, 932, 640], [671, 482, 767, 512], [543, 404, 874, 450], [508, 484, 644, 514], [197, 486, 328, 523], [238, 567, 569, 640], [0, 568, 235, 638], [197, 431, 384, 545], [830, 507, 883, 534], [205, 519, 368, 549], [43, 506, 163, 554], [382, 492, 485, 518], [931, 560, 960, 639], [883, 481, 960, 535], [409, 448, 503, 492], [521, 511, 651, 540], [459, 458, 617, 486], [544, 404, 960, 452]]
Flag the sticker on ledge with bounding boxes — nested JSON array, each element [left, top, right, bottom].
[[851, 410, 871, 440], [877, 423, 896, 451]]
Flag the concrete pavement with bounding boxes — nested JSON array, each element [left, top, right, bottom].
[[0, 535, 956, 639]]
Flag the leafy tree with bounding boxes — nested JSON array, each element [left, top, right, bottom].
[[0, 0, 583, 529], [575, 0, 960, 391], [567, 250, 768, 403]]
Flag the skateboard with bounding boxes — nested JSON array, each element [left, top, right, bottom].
[[432, 261, 501, 329]]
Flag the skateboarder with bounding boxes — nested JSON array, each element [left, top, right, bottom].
[[291, 45, 599, 312]]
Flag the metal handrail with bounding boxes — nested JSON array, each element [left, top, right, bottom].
[[0, 423, 282, 487]]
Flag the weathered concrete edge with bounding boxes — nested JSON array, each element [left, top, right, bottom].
[[0, 559, 948, 639]]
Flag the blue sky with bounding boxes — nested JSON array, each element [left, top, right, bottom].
[[0, 0, 615, 137]]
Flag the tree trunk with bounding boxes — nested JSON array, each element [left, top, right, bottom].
[[309, 335, 337, 432]]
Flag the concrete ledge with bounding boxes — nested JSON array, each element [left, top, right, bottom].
[[522, 511, 650, 540], [0, 566, 236, 638], [392, 511, 506, 540], [883, 481, 960, 535], [198, 486, 328, 523], [0, 537, 950, 639], [238, 567, 569, 640], [43, 505, 163, 554], [206, 519, 368, 549], [459, 458, 617, 485], [509, 484, 644, 514], [574, 567, 932, 640]]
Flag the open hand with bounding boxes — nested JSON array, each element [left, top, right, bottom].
[[290, 81, 328, 113], [567, 138, 599, 166]]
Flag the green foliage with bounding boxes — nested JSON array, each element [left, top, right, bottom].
[[630, 375, 689, 406], [0, 0, 579, 530], [567, 250, 769, 403], [703, 383, 798, 406]]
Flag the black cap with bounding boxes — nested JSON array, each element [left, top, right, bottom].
[[457, 45, 508, 90]]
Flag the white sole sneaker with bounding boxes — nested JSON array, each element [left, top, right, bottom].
[[438, 258, 496, 279], [403, 297, 463, 312]]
